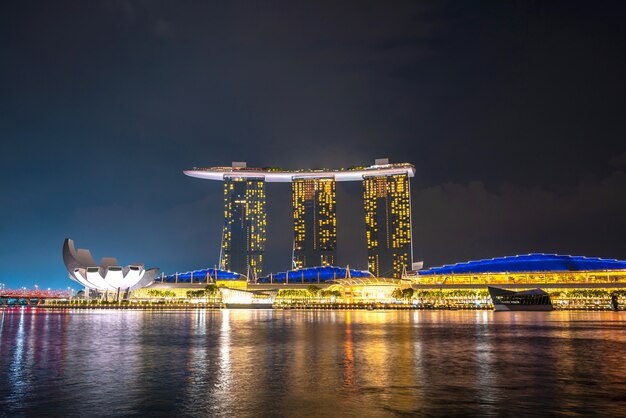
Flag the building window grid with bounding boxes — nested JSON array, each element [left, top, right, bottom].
[[292, 178, 337, 268], [220, 177, 266, 277], [363, 174, 412, 278]]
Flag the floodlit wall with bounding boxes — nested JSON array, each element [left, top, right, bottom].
[[412, 270, 626, 285]]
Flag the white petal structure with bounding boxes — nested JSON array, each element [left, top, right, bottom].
[[124, 266, 145, 289], [86, 268, 116, 291], [63, 239, 159, 291], [72, 268, 94, 289]]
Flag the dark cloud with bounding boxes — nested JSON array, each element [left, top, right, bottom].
[[1, 1, 625, 288], [610, 152, 626, 169], [414, 170, 626, 266]]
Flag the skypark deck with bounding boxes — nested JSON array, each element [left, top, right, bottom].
[[184, 162, 415, 182]]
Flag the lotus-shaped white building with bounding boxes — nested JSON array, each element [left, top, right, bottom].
[[63, 238, 159, 292]]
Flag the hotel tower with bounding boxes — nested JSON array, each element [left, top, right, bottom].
[[220, 175, 267, 278], [363, 172, 412, 278], [185, 159, 414, 278], [292, 177, 337, 269]]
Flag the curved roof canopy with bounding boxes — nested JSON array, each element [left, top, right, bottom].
[[257, 266, 373, 283], [419, 254, 626, 275], [184, 162, 415, 182], [158, 268, 242, 283]]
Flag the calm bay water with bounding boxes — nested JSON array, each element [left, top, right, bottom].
[[1, 309, 625, 417]]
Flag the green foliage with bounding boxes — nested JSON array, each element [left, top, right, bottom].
[[413, 289, 490, 299], [320, 290, 342, 298], [551, 289, 626, 299], [147, 289, 176, 298], [185, 285, 221, 299], [205, 284, 219, 295], [276, 287, 341, 300], [277, 289, 310, 299], [307, 285, 321, 297], [186, 290, 204, 298], [391, 287, 416, 300]]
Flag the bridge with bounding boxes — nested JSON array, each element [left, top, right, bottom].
[[0, 289, 73, 306]]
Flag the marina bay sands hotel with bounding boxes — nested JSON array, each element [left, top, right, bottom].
[[184, 159, 415, 279]]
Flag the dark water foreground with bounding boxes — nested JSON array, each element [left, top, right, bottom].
[[1, 309, 625, 417]]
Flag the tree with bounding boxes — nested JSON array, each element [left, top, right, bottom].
[[320, 289, 342, 298], [391, 288, 403, 300], [204, 285, 219, 296], [307, 285, 321, 298], [401, 288, 414, 300], [187, 290, 205, 298], [147, 289, 176, 298], [277, 289, 309, 299]]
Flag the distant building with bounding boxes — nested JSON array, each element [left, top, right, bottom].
[[292, 177, 337, 268], [363, 173, 412, 278], [220, 176, 267, 278]]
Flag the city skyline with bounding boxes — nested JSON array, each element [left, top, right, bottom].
[[3, 3, 626, 418], [1, 1, 626, 289]]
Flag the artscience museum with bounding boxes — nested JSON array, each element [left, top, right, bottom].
[[63, 238, 159, 295]]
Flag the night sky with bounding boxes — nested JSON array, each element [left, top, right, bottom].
[[2, 1, 626, 289]]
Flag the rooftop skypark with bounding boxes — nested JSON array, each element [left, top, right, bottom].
[[183, 160, 415, 182], [184, 159, 416, 279]]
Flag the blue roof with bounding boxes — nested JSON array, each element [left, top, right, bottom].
[[257, 266, 373, 284], [157, 268, 242, 283], [419, 254, 626, 275]]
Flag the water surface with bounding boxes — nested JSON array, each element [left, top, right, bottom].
[[1, 309, 625, 417]]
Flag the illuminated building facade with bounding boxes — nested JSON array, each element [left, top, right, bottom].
[[413, 254, 626, 286], [363, 173, 412, 278], [292, 177, 337, 268], [184, 160, 415, 278], [220, 176, 266, 278], [63, 238, 159, 292]]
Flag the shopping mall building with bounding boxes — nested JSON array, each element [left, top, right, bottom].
[[129, 253, 626, 308]]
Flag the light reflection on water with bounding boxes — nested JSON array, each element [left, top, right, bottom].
[[1, 309, 626, 417]]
